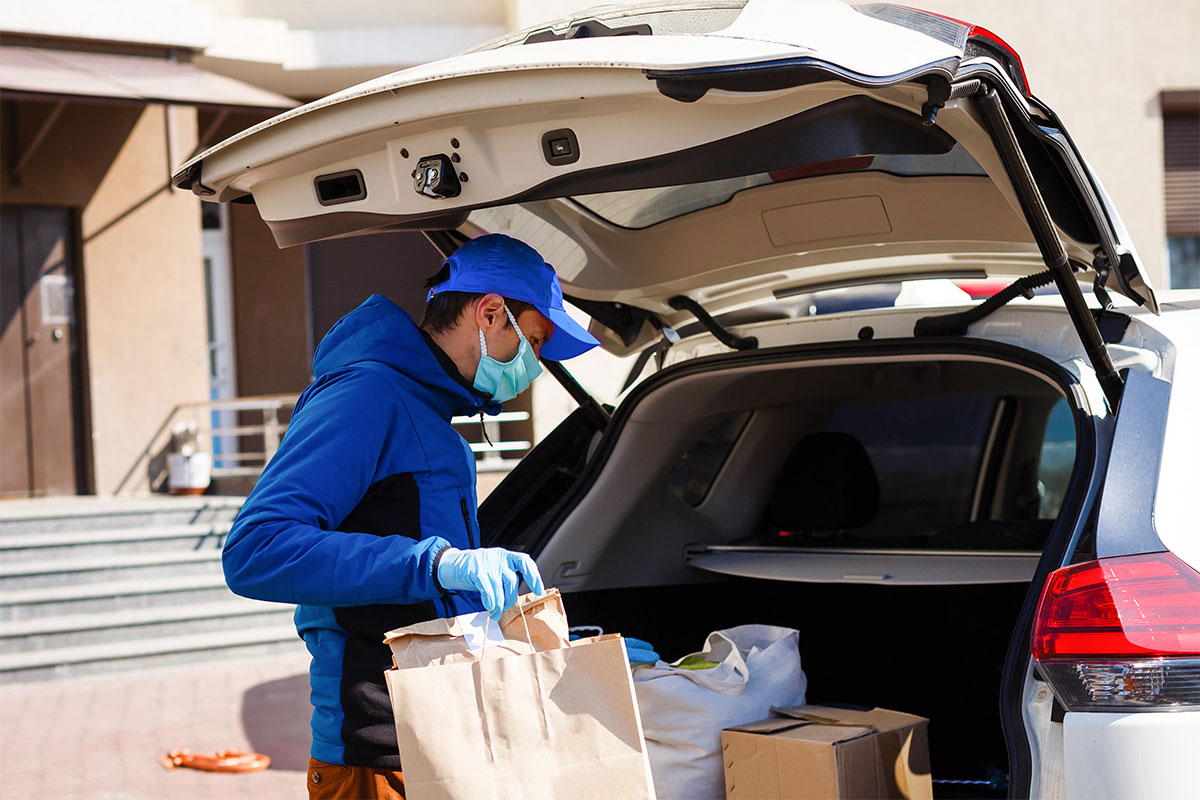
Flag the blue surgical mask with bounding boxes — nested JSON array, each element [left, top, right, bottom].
[[473, 305, 543, 404]]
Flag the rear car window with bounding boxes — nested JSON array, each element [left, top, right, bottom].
[[822, 394, 997, 541], [571, 143, 986, 229]]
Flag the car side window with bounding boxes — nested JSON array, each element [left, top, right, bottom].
[[1037, 397, 1076, 519], [666, 412, 752, 506]]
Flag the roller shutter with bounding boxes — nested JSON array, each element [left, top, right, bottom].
[[1163, 91, 1200, 288], [1163, 101, 1199, 237]]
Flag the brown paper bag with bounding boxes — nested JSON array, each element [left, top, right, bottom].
[[383, 590, 656, 799]]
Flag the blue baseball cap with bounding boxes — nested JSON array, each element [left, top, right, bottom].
[[427, 233, 600, 361]]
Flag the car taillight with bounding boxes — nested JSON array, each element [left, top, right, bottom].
[[854, 4, 1031, 95], [1031, 552, 1200, 710]]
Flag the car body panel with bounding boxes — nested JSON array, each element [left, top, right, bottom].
[[1063, 710, 1200, 799], [1134, 293, 1200, 573]]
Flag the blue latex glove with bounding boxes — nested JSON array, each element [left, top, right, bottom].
[[436, 547, 544, 621], [624, 637, 660, 664]]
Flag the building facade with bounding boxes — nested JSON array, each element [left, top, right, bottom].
[[0, 35, 295, 496]]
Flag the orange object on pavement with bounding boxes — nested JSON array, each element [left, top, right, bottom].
[[158, 748, 271, 773]]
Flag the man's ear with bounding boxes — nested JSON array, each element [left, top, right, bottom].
[[474, 293, 507, 332]]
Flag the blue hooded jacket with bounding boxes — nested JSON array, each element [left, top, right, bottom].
[[223, 294, 493, 768]]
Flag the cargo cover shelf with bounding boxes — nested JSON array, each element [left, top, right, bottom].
[[683, 545, 1041, 586]]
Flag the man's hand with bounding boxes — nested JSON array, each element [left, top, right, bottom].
[[624, 637, 660, 664], [436, 547, 545, 621]]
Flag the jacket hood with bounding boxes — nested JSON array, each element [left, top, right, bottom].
[[312, 294, 498, 418]]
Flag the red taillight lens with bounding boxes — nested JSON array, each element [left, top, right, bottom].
[[962, 25, 1030, 96], [857, 5, 1033, 95], [1033, 552, 1200, 659], [1032, 553, 1200, 710]]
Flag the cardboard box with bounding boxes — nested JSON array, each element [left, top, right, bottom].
[[722, 705, 932, 800]]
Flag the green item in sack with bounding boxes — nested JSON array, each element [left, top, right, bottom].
[[672, 654, 720, 670]]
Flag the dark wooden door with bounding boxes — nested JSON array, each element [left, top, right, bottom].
[[0, 206, 81, 496]]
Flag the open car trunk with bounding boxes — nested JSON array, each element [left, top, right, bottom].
[[563, 580, 1025, 796], [481, 340, 1091, 796]]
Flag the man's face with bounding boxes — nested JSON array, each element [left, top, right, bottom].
[[475, 293, 554, 363], [512, 308, 554, 360]]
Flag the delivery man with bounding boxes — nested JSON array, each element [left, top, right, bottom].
[[223, 233, 604, 799]]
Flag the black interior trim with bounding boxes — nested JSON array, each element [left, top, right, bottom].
[[975, 397, 1018, 521], [646, 56, 959, 103], [314, 168, 366, 206], [563, 294, 658, 348], [523, 19, 651, 45]]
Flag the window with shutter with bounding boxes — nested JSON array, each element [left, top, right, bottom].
[[1163, 91, 1200, 288]]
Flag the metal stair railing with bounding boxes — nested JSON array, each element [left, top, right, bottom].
[[198, 394, 296, 479], [122, 396, 532, 492], [451, 411, 531, 472]]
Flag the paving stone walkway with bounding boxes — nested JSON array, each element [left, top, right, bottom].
[[0, 647, 314, 799]]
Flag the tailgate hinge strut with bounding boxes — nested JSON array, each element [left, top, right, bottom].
[[542, 360, 610, 431], [974, 88, 1124, 411]]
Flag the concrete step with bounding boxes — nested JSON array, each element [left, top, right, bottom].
[[0, 523, 231, 562], [0, 599, 295, 654], [0, 574, 235, 621], [0, 550, 224, 591], [0, 624, 305, 683], [0, 496, 244, 536]]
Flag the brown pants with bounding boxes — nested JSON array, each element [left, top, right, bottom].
[[307, 758, 405, 799]]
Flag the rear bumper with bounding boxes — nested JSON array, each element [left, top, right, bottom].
[[1063, 710, 1200, 798]]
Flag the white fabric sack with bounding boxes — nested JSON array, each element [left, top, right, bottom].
[[632, 625, 807, 800]]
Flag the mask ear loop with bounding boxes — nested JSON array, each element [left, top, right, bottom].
[[475, 304, 522, 446], [503, 305, 525, 341], [477, 325, 494, 446]]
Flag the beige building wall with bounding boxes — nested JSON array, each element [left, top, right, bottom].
[[919, 0, 1200, 291], [0, 100, 210, 495], [80, 104, 210, 494]]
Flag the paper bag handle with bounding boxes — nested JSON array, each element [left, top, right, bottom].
[[476, 598, 538, 661]]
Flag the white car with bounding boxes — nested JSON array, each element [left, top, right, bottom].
[[175, 1, 1199, 797]]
